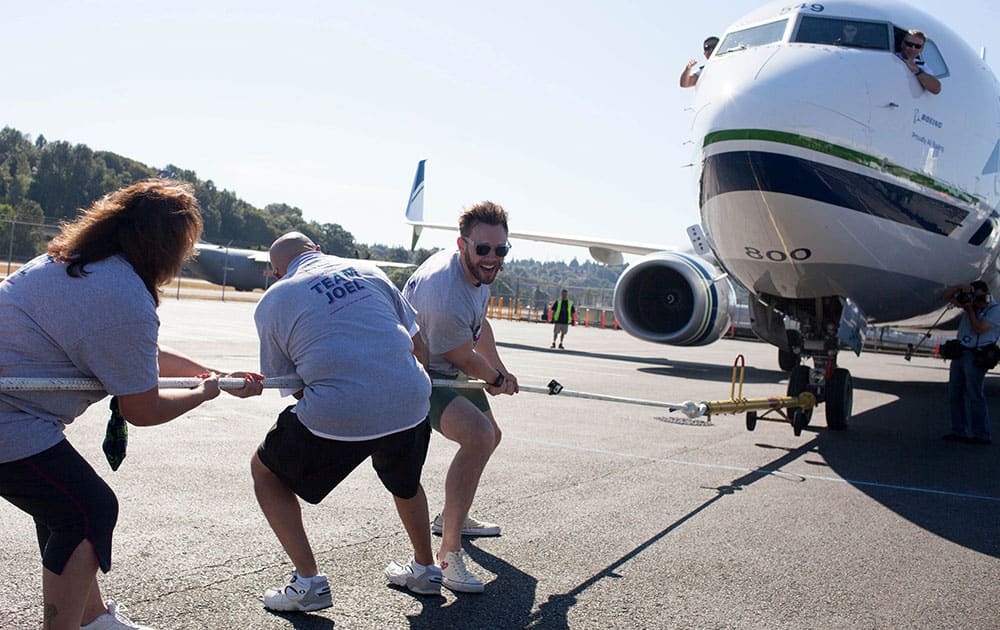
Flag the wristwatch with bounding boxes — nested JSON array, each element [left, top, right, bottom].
[[491, 371, 506, 388]]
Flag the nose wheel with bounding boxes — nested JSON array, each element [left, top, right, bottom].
[[824, 368, 852, 430]]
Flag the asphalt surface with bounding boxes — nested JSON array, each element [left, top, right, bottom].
[[1, 299, 998, 629]]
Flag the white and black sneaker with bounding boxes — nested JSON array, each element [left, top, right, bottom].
[[263, 572, 332, 612], [385, 558, 443, 595]]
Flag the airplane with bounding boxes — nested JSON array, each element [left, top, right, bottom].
[[186, 242, 274, 291], [186, 241, 415, 291], [405, 0, 1000, 433]]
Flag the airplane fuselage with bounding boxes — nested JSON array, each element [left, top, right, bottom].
[[187, 242, 273, 291], [692, 0, 1000, 326], [402, 1, 1000, 431]]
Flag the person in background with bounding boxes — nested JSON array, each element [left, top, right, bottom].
[[550, 289, 575, 349], [942, 280, 998, 445]]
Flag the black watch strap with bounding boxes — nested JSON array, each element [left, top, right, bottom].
[[491, 371, 505, 388]]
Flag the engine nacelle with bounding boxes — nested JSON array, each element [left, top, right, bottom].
[[612, 252, 734, 346]]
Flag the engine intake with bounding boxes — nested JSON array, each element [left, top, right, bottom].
[[612, 252, 734, 346]]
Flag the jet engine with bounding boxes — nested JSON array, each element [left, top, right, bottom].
[[612, 252, 734, 346]]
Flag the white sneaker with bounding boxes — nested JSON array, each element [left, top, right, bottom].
[[431, 513, 501, 537], [438, 550, 485, 593], [385, 558, 443, 595], [263, 572, 332, 612], [80, 600, 154, 630]]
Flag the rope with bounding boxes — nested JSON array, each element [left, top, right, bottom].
[[0, 376, 706, 417], [0, 376, 304, 391]]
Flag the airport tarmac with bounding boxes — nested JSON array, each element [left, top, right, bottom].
[[1, 298, 997, 629]]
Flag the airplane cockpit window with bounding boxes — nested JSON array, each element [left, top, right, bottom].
[[716, 19, 788, 56], [793, 16, 890, 50], [893, 26, 950, 78], [968, 214, 997, 247]]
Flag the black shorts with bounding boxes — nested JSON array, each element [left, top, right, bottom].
[[0, 439, 119, 574], [256, 406, 431, 504]]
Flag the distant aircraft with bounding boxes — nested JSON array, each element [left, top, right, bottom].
[[186, 242, 273, 291], [186, 241, 414, 291], [405, 0, 1000, 433]]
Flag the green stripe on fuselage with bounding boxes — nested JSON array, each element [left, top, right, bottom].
[[703, 129, 978, 205]]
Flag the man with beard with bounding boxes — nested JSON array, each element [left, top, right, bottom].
[[403, 201, 519, 593]]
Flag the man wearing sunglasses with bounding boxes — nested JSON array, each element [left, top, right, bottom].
[[897, 29, 941, 94], [942, 280, 999, 445], [679, 36, 719, 88], [403, 201, 519, 593]]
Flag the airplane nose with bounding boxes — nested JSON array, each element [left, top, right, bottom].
[[694, 46, 872, 146]]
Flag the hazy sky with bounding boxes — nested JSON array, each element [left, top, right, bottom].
[[6, 0, 999, 261]]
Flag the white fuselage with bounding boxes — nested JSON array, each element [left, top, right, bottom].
[[692, 0, 1000, 325]]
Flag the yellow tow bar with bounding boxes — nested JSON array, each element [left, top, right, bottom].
[[700, 354, 816, 436]]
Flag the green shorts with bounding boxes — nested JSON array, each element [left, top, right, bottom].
[[428, 373, 491, 432]]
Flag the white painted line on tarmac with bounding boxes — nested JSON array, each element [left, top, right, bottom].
[[510, 435, 1000, 503]]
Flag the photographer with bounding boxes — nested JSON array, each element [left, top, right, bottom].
[[942, 281, 999, 444]]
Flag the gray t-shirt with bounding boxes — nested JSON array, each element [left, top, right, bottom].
[[0, 254, 159, 463], [253, 251, 430, 440], [402, 249, 490, 377], [957, 302, 1000, 348]]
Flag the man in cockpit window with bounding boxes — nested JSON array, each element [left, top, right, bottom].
[[897, 29, 941, 94], [680, 36, 719, 88], [837, 23, 859, 45]]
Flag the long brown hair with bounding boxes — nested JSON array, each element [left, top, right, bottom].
[[47, 179, 203, 305]]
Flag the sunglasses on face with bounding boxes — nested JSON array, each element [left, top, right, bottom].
[[704, 43, 717, 51], [463, 237, 511, 257], [903, 40, 923, 49]]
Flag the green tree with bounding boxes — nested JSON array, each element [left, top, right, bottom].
[[28, 141, 110, 219], [0, 200, 47, 261], [264, 203, 307, 235], [0, 127, 38, 206], [304, 221, 356, 257]]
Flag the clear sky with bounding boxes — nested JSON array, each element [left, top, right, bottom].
[[6, 0, 998, 261]]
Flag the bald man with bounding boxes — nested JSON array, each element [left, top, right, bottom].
[[250, 232, 441, 610]]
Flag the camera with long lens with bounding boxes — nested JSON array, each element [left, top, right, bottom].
[[956, 291, 976, 305]]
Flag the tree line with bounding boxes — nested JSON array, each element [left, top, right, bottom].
[[0, 126, 624, 306]]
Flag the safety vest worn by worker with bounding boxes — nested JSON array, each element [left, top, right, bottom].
[[552, 299, 574, 324]]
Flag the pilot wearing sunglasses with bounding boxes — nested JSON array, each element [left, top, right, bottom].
[[897, 28, 941, 94]]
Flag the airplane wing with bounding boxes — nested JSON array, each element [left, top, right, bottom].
[[371, 261, 416, 269], [194, 242, 271, 263], [404, 160, 674, 264]]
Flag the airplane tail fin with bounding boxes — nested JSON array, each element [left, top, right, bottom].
[[406, 160, 426, 250]]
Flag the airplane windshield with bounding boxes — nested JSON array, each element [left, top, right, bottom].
[[794, 16, 890, 50], [716, 19, 788, 56]]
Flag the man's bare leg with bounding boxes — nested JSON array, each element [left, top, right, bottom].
[[251, 453, 318, 577], [436, 398, 500, 558], [393, 484, 434, 566]]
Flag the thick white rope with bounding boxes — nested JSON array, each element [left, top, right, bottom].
[[0, 376, 705, 417], [0, 377, 303, 391]]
